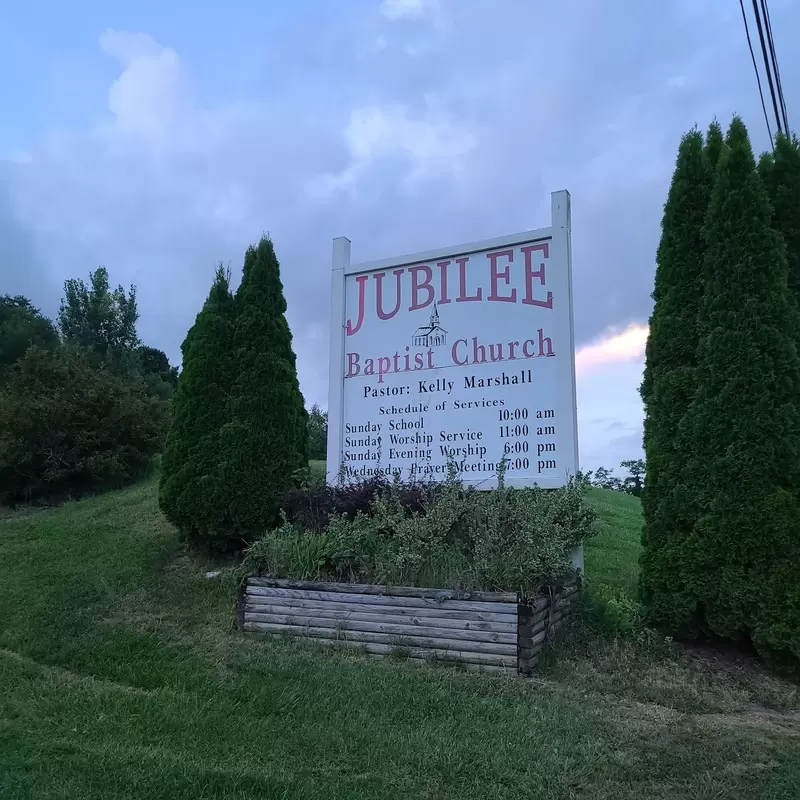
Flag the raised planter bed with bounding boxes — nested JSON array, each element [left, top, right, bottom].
[[237, 577, 581, 675]]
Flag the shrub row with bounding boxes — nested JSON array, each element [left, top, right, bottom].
[[239, 472, 597, 597]]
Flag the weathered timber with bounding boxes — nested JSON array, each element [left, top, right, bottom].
[[243, 622, 518, 657], [242, 603, 517, 634], [235, 583, 246, 630], [247, 628, 516, 666], [531, 595, 578, 626], [243, 613, 517, 645], [242, 596, 517, 625], [245, 586, 518, 616], [248, 577, 517, 603], [531, 628, 548, 648], [239, 576, 582, 676], [531, 611, 565, 637]]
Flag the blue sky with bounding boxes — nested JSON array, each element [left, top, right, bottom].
[[2, 0, 798, 472]]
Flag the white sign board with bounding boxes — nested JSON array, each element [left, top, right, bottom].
[[327, 191, 578, 490]]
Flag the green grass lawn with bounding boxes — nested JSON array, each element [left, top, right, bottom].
[[584, 487, 644, 597], [1, 478, 798, 799]]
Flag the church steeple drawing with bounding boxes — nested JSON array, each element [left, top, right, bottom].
[[412, 303, 447, 348]]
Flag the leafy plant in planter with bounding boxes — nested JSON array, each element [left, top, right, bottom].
[[240, 471, 597, 595]]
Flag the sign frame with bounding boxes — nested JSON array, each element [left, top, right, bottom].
[[326, 190, 579, 501]]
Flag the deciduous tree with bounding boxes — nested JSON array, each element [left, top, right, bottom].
[[0, 295, 59, 377], [58, 267, 139, 368], [307, 403, 328, 461], [0, 345, 166, 505]]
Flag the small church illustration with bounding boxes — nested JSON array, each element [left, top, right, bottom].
[[412, 303, 447, 348]]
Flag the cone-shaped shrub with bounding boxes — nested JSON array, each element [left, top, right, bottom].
[[704, 119, 724, 173], [759, 132, 800, 303], [159, 265, 237, 545], [682, 117, 800, 665], [220, 236, 308, 533], [639, 129, 714, 626]]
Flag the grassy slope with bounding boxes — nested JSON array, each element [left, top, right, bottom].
[[584, 487, 644, 597], [1, 480, 798, 800]]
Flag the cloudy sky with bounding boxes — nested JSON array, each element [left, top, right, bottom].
[[2, 0, 797, 473]]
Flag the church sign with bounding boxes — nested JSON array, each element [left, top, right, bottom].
[[326, 191, 579, 490]]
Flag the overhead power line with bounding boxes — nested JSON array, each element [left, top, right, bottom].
[[739, 0, 773, 147], [761, 0, 789, 133], [751, 0, 783, 137]]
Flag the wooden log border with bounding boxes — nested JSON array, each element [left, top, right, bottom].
[[237, 577, 581, 675]]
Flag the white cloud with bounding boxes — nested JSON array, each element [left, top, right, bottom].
[[99, 30, 189, 140], [381, 0, 440, 22], [307, 102, 477, 198], [6, 0, 799, 468]]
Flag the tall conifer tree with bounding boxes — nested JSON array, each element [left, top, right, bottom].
[[220, 236, 308, 532], [639, 129, 714, 626], [159, 265, 237, 545], [682, 117, 800, 663], [705, 119, 724, 173], [759, 132, 800, 303]]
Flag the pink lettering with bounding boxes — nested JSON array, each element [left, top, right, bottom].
[[538, 328, 554, 356], [487, 249, 516, 303], [472, 337, 487, 363], [522, 243, 553, 308], [451, 338, 468, 366], [346, 275, 368, 336], [374, 269, 404, 320], [377, 356, 391, 383], [346, 352, 360, 377], [437, 260, 452, 305], [409, 266, 434, 311], [456, 257, 482, 302]]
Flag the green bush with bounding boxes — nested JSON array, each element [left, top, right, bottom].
[[759, 132, 800, 304], [220, 236, 308, 534], [241, 520, 339, 581], [0, 295, 60, 377], [307, 404, 327, 462], [639, 126, 715, 627], [680, 117, 800, 666], [0, 346, 168, 505], [238, 472, 597, 596], [589, 584, 644, 636], [159, 265, 238, 551]]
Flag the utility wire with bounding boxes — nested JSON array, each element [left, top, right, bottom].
[[761, 0, 789, 133], [751, 0, 783, 136], [740, 0, 773, 147]]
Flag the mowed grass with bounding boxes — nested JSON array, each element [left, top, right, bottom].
[[1, 480, 799, 799], [584, 487, 644, 597]]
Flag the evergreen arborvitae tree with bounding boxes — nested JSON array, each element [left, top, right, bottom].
[[639, 129, 715, 628], [220, 236, 308, 532], [759, 132, 800, 302], [159, 265, 237, 546], [705, 119, 724, 173], [683, 117, 800, 664]]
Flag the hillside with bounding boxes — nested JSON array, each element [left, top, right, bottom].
[[1, 479, 798, 799], [584, 487, 644, 597]]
